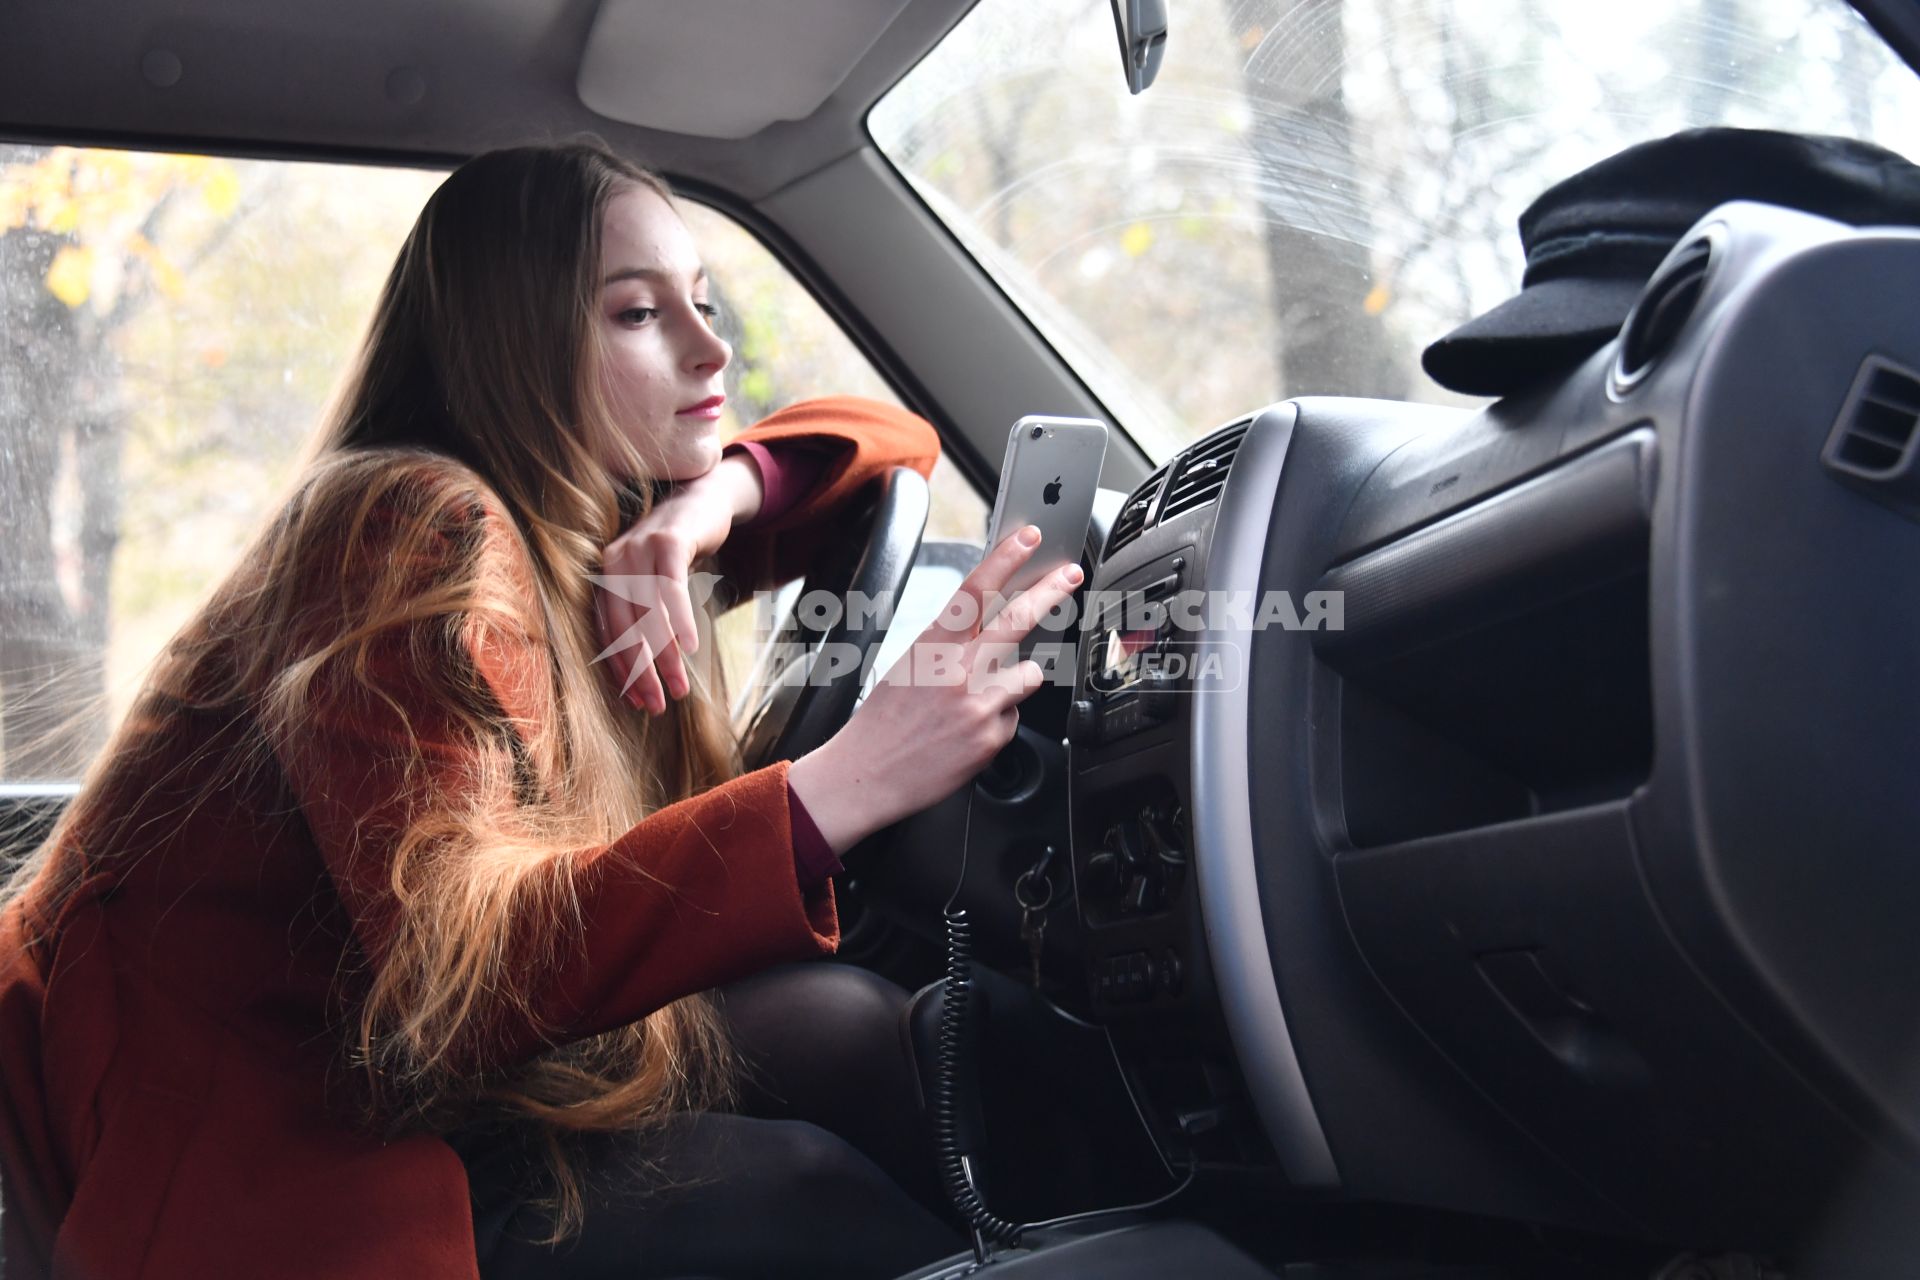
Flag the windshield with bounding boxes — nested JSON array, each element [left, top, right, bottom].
[[870, 0, 1920, 460]]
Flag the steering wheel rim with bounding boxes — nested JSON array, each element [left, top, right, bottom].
[[740, 466, 929, 770]]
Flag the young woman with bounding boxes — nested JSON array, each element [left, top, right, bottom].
[[0, 143, 1081, 1279]]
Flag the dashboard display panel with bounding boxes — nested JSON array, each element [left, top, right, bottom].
[[1095, 626, 1161, 692]]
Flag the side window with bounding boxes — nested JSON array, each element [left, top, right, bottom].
[[0, 154, 984, 784], [681, 201, 985, 539], [676, 202, 988, 697], [0, 145, 443, 783]]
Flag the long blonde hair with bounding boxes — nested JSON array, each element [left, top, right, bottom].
[[2, 141, 748, 1239]]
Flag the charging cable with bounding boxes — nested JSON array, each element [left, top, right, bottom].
[[932, 779, 1196, 1264]]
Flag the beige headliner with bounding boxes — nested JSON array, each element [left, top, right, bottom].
[[0, 0, 976, 200]]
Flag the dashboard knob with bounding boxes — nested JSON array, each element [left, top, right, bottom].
[[1112, 819, 1151, 870], [1124, 874, 1159, 914], [1157, 949, 1185, 996], [1066, 698, 1102, 746], [1142, 805, 1187, 866], [1083, 851, 1123, 898]]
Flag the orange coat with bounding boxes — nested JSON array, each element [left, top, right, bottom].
[[0, 397, 941, 1279]]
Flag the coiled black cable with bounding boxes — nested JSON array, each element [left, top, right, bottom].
[[934, 767, 1197, 1261], [932, 902, 1024, 1248]]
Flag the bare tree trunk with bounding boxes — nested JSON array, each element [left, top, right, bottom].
[[0, 220, 107, 779], [73, 395, 125, 657], [1236, 0, 1405, 399], [970, 84, 1033, 251]]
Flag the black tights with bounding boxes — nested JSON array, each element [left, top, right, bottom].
[[454, 963, 964, 1280]]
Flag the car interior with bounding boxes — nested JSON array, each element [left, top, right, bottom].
[[4, 0, 1920, 1276]]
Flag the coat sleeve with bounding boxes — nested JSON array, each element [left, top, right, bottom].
[[269, 473, 837, 1076], [712, 396, 942, 599]]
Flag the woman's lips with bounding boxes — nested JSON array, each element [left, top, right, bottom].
[[677, 395, 726, 420]]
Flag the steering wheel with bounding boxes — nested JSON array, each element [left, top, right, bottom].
[[740, 466, 929, 770]]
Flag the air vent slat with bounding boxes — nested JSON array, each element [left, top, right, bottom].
[[1103, 463, 1168, 560], [1159, 422, 1250, 521], [1838, 435, 1904, 471], [1850, 400, 1917, 447], [1867, 370, 1920, 414], [1185, 435, 1242, 463]]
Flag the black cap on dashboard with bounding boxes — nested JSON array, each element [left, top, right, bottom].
[[1421, 127, 1920, 397]]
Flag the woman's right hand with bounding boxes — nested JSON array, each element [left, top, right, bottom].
[[786, 525, 1083, 855]]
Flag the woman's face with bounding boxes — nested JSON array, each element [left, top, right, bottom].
[[594, 185, 732, 483]]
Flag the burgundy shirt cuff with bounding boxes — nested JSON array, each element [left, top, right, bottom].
[[787, 780, 845, 891], [725, 438, 831, 528]]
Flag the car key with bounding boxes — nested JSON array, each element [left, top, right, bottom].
[[1018, 894, 1048, 989], [1014, 845, 1058, 988]]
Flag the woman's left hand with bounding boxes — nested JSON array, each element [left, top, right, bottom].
[[596, 453, 764, 714]]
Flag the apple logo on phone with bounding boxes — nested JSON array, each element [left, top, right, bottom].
[[1043, 475, 1062, 505]]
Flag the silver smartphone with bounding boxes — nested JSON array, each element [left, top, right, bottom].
[[982, 415, 1110, 602]]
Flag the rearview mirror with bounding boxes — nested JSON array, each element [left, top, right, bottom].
[[1110, 0, 1168, 94]]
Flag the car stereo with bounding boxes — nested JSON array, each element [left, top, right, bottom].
[[1068, 551, 1191, 747]]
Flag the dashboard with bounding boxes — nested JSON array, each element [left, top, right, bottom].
[[1056, 200, 1920, 1259]]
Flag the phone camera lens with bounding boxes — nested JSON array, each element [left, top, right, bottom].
[[1030, 424, 1045, 439]]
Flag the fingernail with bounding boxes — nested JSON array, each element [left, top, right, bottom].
[[1064, 563, 1084, 585], [669, 673, 687, 699], [1018, 525, 1041, 548]]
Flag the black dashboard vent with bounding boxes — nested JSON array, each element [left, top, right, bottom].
[[1614, 235, 1713, 390], [1159, 420, 1250, 522], [1823, 356, 1920, 522], [1104, 463, 1167, 560], [1826, 358, 1920, 478]]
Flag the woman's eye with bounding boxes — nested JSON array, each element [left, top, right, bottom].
[[695, 302, 720, 322], [618, 307, 659, 326]]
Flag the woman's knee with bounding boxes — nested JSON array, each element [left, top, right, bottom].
[[757, 1117, 891, 1197], [722, 963, 910, 1040], [720, 963, 916, 1092]]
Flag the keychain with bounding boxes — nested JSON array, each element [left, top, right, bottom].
[[1014, 844, 1058, 989]]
